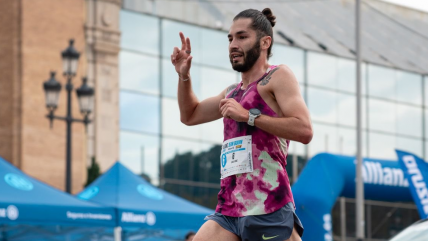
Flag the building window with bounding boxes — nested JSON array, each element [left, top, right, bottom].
[[369, 132, 396, 159], [120, 131, 160, 185], [368, 98, 396, 134], [337, 58, 357, 94], [308, 123, 337, 157], [396, 136, 423, 158], [396, 103, 422, 138], [120, 91, 160, 134], [120, 10, 160, 55], [368, 64, 396, 100], [162, 98, 201, 140], [162, 20, 201, 62], [200, 28, 230, 69], [308, 52, 337, 89], [307, 87, 338, 124], [200, 66, 237, 100], [337, 92, 357, 127], [395, 70, 422, 105], [424, 76, 428, 106], [120, 51, 160, 95], [270, 45, 305, 84]]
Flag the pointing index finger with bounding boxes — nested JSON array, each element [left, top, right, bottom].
[[179, 32, 186, 50]]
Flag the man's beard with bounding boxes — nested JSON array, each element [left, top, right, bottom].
[[230, 40, 261, 73]]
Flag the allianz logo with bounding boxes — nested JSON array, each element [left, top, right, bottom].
[[121, 211, 156, 226], [402, 155, 428, 215], [0, 205, 19, 220], [361, 161, 409, 187], [323, 214, 333, 241]]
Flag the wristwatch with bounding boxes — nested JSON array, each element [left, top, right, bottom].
[[248, 108, 261, 126]]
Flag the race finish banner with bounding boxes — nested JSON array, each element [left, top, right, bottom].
[[396, 150, 428, 219]]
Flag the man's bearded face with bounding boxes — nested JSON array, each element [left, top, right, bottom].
[[230, 38, 261, 73]]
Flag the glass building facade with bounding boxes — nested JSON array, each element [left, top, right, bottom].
[[119, 7, 426, 240]]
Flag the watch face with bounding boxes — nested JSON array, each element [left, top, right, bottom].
[[250, 108, 261, 116]]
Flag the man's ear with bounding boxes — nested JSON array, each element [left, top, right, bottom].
[[261, 36, 272, 50]]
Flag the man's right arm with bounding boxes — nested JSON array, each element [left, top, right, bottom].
[[178, 76, 236, 126], [172, 32, 237, 126]]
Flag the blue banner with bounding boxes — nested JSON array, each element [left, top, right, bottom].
[[396, 150, 428, 219], [293, 153, 413, 241]]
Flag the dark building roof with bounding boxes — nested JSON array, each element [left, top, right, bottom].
[[210, 0, 428, 74], [125, 0, 428, 74]]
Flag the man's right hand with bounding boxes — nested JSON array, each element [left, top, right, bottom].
[[171, 32, 193, 79], [173, 31, 224, 126]]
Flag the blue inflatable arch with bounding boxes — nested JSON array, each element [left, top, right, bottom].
[[292, 153, 412, 241]]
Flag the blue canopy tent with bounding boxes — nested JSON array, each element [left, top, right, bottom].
[[0, 156, 117, 241], [77, 162, 213, 240]]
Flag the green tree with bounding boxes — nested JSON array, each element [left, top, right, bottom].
[[163, 145, 222, 208], [140, 173, 152, 183], [163, 145, 221, 183], [85, 156, 101, 187]]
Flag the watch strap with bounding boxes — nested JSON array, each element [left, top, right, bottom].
[[248, 110, 260, 126], [248, 114, 256, 126]]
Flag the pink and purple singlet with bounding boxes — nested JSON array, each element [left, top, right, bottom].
[[215, 65, 295, 217]]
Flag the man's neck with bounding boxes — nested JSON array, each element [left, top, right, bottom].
[[240, 58, 270, 88]]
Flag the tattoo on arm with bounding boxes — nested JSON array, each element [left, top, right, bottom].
[[259, 67, 279, 86], [225, 83, 238, 98]]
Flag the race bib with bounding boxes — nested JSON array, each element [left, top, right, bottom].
[[220, 135, 253, 179]]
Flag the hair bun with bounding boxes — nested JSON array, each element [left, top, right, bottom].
[[262, 8, 276, 27]]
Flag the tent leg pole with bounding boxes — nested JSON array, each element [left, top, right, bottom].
[[340, 197, 346, 241], [114, 226, 122, 241], [1, 224, 6, 241]]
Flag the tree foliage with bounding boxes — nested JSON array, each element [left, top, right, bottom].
[[85, 156, 101, 187]]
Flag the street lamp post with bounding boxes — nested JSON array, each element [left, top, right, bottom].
[[43, 39, 95, 193], [356, 0, 365, 240]]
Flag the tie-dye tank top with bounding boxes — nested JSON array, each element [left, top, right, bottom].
[[215, 65, 294, 217]]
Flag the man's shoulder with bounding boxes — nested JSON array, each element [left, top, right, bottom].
[[227, 83, 239, 91], [259, 64, 296, 87], [225, 83, 239, 97], [273, 64, 294, 76], [270, 64, 298, 84]]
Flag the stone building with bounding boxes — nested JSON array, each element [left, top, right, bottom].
[[0, 0, 427, 239]]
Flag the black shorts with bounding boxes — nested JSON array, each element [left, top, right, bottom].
[[204, 202, 304, 241]]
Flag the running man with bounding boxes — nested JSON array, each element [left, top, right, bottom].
[[171, 8, 313, 241]]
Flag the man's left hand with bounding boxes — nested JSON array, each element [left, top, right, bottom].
[[219, 99, 249, 122]]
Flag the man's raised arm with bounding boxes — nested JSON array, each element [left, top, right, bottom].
[[171, 32, 225, 126]]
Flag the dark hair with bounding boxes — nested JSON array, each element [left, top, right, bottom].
[[233, 8, 276, 59], [185, 231, 196, 239]]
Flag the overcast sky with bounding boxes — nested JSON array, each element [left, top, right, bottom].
[[380, 0, 428, 13]]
